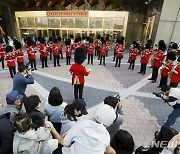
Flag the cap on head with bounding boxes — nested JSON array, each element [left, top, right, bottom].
[[73, 99, 88, 115], [6, 91, 23, 103], [94, 104, 116, 126]]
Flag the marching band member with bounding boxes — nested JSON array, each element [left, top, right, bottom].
[[0, 38, 6, 69], [113, 38, 119, 62], [138, 44, 151, 75], [105, 37, 111, 57], [169, 61, 180, 87], [148, 41, 166, 83], [5, 46, 16, 78], [94, 35, 100, 56], [87, 38, 95, 65], [114, 39, 125, 68], [14, 42, 24, 67], [65, 40, 72, 65], [27, 39, 37, 70], [39, 38, 48, 68], [99, 39, 108, 66], [52, 39, 61, 67], [58, 37, 63, 59], [128, 44, 139, 70]]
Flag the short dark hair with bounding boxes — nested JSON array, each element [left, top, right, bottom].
[[24, 95, 41, 113], [14, 111, 31, 133], [18, 64, 27, 72], [64, 104, 77, 121], [48, 87, 63, 106], [104, 96, 119, 109], [30, 112, 45, 130], [161, 85, 171, 92], [111, 130, 135, 154]]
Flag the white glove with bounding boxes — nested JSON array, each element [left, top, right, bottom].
[[88, 69, 91, 72]]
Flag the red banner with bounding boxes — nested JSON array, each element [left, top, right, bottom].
[[46, 11, 89, 17]]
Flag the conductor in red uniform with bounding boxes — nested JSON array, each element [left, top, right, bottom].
[[39, 38, 48, 68], [69, 48, 91, 99], [52, 38, 61, 67]]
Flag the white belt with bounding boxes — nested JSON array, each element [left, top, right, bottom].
[[17, 56, 23, 58], [7, 60, 14, 62]]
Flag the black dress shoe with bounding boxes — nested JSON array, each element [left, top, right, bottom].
[[157, 86, 161, 88], [151, 80, 156, 83], [128, 68, 130, 69], [142, 73, 145, 75], [114, 66, 117, 67], [45, 66, 49, 67], [138, 72, 142, 73], [148, 78, 153, 80]]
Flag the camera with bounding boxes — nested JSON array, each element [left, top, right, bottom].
[[25, 62, 34, 72], [115, 94, 121, 102], [153, 92, 164, 99]]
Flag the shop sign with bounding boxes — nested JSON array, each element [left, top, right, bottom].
[[46, 11, 89, 17]]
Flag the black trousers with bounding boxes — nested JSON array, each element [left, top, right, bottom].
[[17, 62, 24, 68], [60, 52, 63, 59], [113, 53, 116, 61], [129, 60, 135, 69], [0, 57, 4, 69], [170, 82, 178, 88], [99, 56, 105, 65], [8, 66, 16, 78], [97, 52, 100, 60], [74, 84, 84, 99], [88, 54, 93, 64], [41, 57, 48, 68], [115, 57, 122, 67], [140, 63, 147, 74], [49, 52, 52, 60], [151, 67, 159, 82], [95, 47, 98, 56], [53, 55, 60, 66], [159, 76, 168, 87], [66, 56, 71, 65], [29, 59, 37, 69]]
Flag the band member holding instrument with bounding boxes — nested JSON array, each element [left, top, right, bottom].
[[0, 38, 6, 69], [52, 38, 61, 67], [39, 38, 48, 68], [169, 61, 180, 88], [15, 42, 24, 67], [65, 40, 72, 65], [87, 38, 95, 65], [128, 44, 139, 70]]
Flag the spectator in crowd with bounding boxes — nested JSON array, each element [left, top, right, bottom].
[[62, 104, 116, 154], [104, 95, 124, 137], [111, 129, 135, 154], [44, 87, 67, 132], [24, 95, 42, 116], [60, 99, 88, 135], [0, 91, 23, 154], [135, 126, 179, 154], [12, 64, 34, 96]]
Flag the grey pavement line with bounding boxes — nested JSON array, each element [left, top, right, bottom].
[[33, 70, 125, 93], [131, 91, 160, 99]]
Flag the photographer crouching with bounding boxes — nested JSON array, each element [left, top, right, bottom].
[[12, 64, 34, 97], [153, 85, 180, 127]]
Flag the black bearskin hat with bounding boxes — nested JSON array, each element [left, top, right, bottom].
[[58, 37, 61, 41], [121, 37, 125, 41], [53, 38, 58, 44], [6, 45, 13, 53], [86, 36, 89, 42], [145, 43, 150, 50], [105, 37, 109, 41], [0, 38, 3, 44], [78, 36, 82, 42], [38, 36, 42, 42], [147, 39, 152, 45], [75, 37, 79, 43], [74, 47, 86, 64], [158, 42, 166, 51], [27, 38, 34, 47], [101, 37, 105, 44], [15, 42, 22, 50], [167, 51, 176, 61], [70, 34, 74, 39], [89, 38, 93, 43], [97, 35, 101, 40], [171, 43, 178, 49], [49, 37, 53, 42], [119, 39, 124, 45], [40, 38, 46, 44], [65, 40, 70, 46]]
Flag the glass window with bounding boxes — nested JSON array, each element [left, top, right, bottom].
[[27, 18, 35, 28], [103, 18, 113, 29], [114, 18, 124, 29], [36, 17, 47, 28], [48, 18, 60, 28], [89, 18, 103, 29], [19, 18, 27, 28], [75, 18, 88, 28], [61, 18, 74, 28]]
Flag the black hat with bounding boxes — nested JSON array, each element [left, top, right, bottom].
[[158, 42, 166, 51], [74, 48, 86, 64], [147, 39, 152, 45], [89, 38, 93, 43], [53, 38, 58, 43], [75, 37, 79, 43], [49, 37, 53, 42], [15, 42, 22, 50], [40, 38, 46, 44], [167, 51, 176, 61], [119, 39, 124, 45], [27, 38, 34, 47], [171, 43, 178, 49], [73, 99, 88, 115], [6, 45, 13, 53], [65, 40, 70, 46], [0, 38, 3, 44], [145, 43, 150, 50]]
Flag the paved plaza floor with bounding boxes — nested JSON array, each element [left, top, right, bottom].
[[0, 49, 180, 147]]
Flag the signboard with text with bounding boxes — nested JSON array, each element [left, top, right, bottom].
[[46, 11, 89, 17]]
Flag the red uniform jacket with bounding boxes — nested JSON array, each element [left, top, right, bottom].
[[39, 44, 48, 57], [130, 49, 139, 60], [15, 49, 24, 63], [170, 65, 180, 83], [106, 41, 111, 48], [73, 43, 81, 50], [140, 50, 151, 64], [87, 43, 95, 55], [65, 46, 72, 57], [27, 46, 36, 60], [58, 42, 63, 53], [69, 64, 89, 85], [0, 45, 6, 58], [47, 42, 53, 53], [5, 53, 16, 67], [153, 50, 165, 67], [95, 39, 100, 48], [100, 45, 108, 57], [161, 62, 173, 77], [116, 45, 125, 58], [52, 44, 60, 56]]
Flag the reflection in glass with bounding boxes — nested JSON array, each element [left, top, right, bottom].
[[114, 18, 124, 29], [75, 18, 88, 28], [103, 18, 113, 29], [27, 18, 35, 28], [36, 17, 47, 28], [48, 18, 60, 28], [89, 18, 103, 29], [19, 18, 28, 28], [61, 18, 74, 28]]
